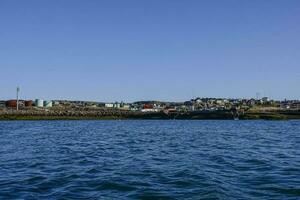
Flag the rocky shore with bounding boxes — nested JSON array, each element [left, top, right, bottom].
[[0, 108, 139, 120], [0, 107, 300, 120]]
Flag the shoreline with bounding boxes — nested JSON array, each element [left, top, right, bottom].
[[0, 110, 299, 121]]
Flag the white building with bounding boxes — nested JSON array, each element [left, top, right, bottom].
[[105, 103, 114, 108]]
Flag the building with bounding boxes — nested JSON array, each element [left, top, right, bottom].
[[0, 101, 5, 108], [35, 99, 44, 107], [5, 100, 18, 108], [105, 103, 114, 108], [262, 97, 269, 102], [291, 102, 300, 110], [44, 100, 53, 108], [120, 104, 130, 110], [105, 102, 121, 109], [141, 104, 157, 112]]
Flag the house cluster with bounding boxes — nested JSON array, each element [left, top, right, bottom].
[[127, 97, 300, 112], [184, 97, 300, 111], [78, 97, 300, 112], [280, 99, 300, 110], [1, 97, 299, 112]]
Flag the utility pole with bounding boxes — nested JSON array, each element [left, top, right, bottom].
[[16, 86, 20, 111]]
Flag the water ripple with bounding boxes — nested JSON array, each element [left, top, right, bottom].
[[0, 120, 300, 199]]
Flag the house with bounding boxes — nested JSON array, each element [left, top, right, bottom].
[[105, 103, 114, 108], [141, 104, 157, 112]]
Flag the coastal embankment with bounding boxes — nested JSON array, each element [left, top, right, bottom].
[[0, 108, 300, 120]]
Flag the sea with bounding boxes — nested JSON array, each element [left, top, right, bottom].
[[0, 120, 299, 200]]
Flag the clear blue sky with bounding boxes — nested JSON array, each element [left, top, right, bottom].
[[0, 0, 299, 102]]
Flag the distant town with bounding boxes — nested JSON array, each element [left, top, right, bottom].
[[0, 88, 300, 120], [1, 96, 300, 112]]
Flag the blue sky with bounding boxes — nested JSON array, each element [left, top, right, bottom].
[[0, 0, 299, 102]]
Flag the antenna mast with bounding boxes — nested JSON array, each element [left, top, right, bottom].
[[16, 86, 20, 111]]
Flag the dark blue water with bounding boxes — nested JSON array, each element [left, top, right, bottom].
[[0, 120, 300, 199]]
